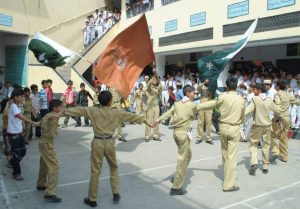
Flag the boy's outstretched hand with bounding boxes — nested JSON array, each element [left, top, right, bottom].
[[152, 119, 160, 128]]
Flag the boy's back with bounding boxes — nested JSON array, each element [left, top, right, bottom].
[[65, 106, 145, 136]]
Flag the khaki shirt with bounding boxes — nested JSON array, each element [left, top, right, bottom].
[[40, 112, 63, 142], [274, 90, 299, 117], [197, 85, 212, 101], [245, 96, 280, 126], [197, 91, 245, 125], [134, 89, 146, 102], [93, 92, 100, 105], [24, 97, 32, 116], [109, 88, 121, 103], [65, 106, 146, 137], [146, 83, 163, 107], [159, 99, 197, 131]]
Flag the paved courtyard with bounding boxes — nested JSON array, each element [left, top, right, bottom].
[[0, 119, 300, 209]]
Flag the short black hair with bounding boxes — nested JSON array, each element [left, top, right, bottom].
[[80, 83, 85, 87], [226, 78, 238, 91], [183, 84, 195, 96], [41, 80, 47, 85], [277, 80, 287, 90], [30, 84, 38, 91], [67, 80, 73, 85], [24, 87, 31, 93], [98, 90, 112, 106], [254, 83, 267, 93], [10, 88, 24, 99], [49, 99, 63, 112], [47, 79, 53, 84]]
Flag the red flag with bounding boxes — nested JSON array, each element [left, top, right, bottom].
[[93, 14, 154, 98]]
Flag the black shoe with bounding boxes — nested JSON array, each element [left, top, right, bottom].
[[195, 140, 202, 144], [170, 188, 187, 196], [270, 155, 279, 163], [153, 137, 161, 141], [262, 169, 268, 174], [83, 197, 97, 208], [119, 137, 127, 142], [37, 186, 47, 191], [145, 138, 150, 142], [249, 164, 258, 176], [279, 157, 287, 162], [206, 141, 214, 145], [75, 124, 81, 127], [83, 124, 90, 127], [44, 195, 62, 203], [223, 186, 240, 192], [113, 194, 121, 204]]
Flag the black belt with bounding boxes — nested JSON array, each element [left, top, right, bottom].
[[94, 135, 113, 140]]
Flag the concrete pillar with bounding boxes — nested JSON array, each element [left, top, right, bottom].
[[155, 54, 165, 77]]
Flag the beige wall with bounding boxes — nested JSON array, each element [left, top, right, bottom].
[[121, 0, 300, 53], [28, 65, 68, 93]]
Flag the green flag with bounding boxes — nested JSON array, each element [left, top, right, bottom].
[[28, 32, 75, 69], [198, 19, 258, 95]]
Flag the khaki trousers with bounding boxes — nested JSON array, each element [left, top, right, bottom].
[[219, 123, 240, 190], [172, 130, 192, 189], [135, 100, 144, 114], [145, 105, 160, 139], [249, 125, 271, 169], [37, 141, 59, 196], [197, 110, 212, 141], [270, 117, 290, 161], [88, 139, 119, 202]]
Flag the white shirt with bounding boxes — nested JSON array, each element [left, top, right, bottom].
[[2, 86, 14, 99], [7, 103, 23, 134], [290, 79, 298, 90], [267, 88, 276, 100]]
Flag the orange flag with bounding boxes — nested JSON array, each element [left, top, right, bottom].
[[93, 14, 155, 98]]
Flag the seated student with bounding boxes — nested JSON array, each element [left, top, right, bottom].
[[7, 88, 36, 180], [36, 99, 65, 203], [64, 90, 147, 208]]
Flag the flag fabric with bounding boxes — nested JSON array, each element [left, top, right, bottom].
[[93, 14, 155, 98], [29, 32, 76, 69], [197, 19, 258, 95]]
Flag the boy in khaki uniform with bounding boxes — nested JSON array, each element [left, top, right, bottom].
[[109, 87, 126, 142], [245, 84, 280, 175], [23, 88, 36, 144], [154, 85, 198, 196], [196, 79, 213, 144], [64, 90, 146, 208], [197, 78, 245, 192], [36, 99, 64, 203], [270, 80, 300, 162], [134, 83, 146, 114], [145, 75, 163, 142]]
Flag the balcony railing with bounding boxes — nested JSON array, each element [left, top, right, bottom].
[[161, 0, 180, 6], [126, 0, 154, 18]]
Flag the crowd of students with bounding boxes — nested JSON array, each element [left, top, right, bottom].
[[83, 8, 121, 48], [126, 0, 153, 18]]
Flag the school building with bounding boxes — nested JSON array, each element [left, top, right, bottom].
[[0, 0, 299, 92]]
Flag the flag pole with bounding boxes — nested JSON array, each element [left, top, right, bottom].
[[73, 53, 94, 65]]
